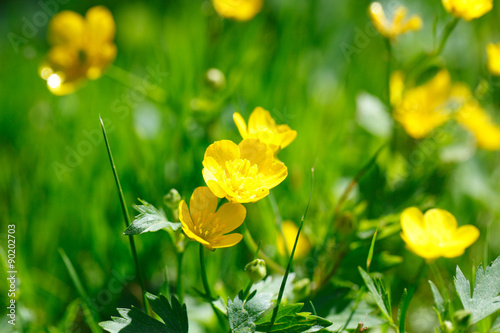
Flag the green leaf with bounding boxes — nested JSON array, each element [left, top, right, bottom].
[[124, 200, 181, 235], [454, 256, 500, 324], [397, 288, 409, 333], [255, 303, 332, 333], [429, 280, 445, 316], [228, 292, 274, 333], [358, 267, 392, 323], [99, 293, 188, 333], [326, 299, 384, 331]]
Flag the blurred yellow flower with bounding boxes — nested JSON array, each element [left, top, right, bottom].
[[39, 6, 116, 95], [179, 186, 246, 250], [233, 107, 297, 154], [369, 2, 422, 40], [392, 70, 453, 139], [457, 101, 500, 150], [442, 0, 493, 21], [276, 221, 311, 260], [400, 207, 479, 260], [202, 139, 288, 203], [212, 0, 263, 21], [486, 43, 500, 75]]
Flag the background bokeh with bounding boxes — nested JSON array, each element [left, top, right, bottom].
[[2, 0, 500, 332]]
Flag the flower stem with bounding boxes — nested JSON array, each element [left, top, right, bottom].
[[429, 260, 454, 315], [199, 243, 212, 299], [198, 244, 228, 330], [100, 116, 149, 314], [435, 18, 460, 57], [385, 38, 393, 107], [268, 192, 289, 262]]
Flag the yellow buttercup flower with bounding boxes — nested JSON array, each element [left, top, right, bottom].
[[212, 0, 263, 21], [202, 139, 288, 203], [179, 186, 246, 250], [276, 221, 312, 260], [400, 207, 479, 260], [369, 2, 422, 40], [233, 107, 297, 154], [442, 0, 493, 21], [392, 70, 453, 139], [457, 101, 500, 150], [486, 43, 500, 75], [39, 6, 116, 95]]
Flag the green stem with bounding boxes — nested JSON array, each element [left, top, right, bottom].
[[435, 18, 460, 56], [199, 244, 228, 330], [199, 244, 212, 299], [100, 116, 149, 314]]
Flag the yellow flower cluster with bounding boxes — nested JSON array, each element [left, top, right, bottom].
[[39, 6, 116, 95], [179, 107, 296, 249], [390, 70, 500, 150], [369, 2, 422, 40], [400, 207, 479, 260]]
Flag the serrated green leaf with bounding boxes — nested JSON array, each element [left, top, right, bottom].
[[228, 292, 274, 333], [255, 303, 331, 333], [124, 200, 181, 235], [454, 256, 500, 324], [99, 293, 188, 333], [358, 267, 392, 323], [429, 280, 445, 316], [326, 299, 384, 331]]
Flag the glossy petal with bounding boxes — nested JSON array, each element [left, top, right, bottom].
[[277, 221, 312, 259], [487, 43, 500, 75], [48, 11, 85, 47], [233, 112, 248, 138], [204, 140, 240, 170], [369, 2, 422, 39], [190, 186, 219, 221], [239, 138, 273, 171], [86, 6, 115, 43], [211, 233, 244, 249], [214, 202, 246, 235]]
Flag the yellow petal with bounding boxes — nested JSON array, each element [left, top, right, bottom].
[[85, 6, 115, 43], [248, 107, 275, 132], [277, 127, 297, 149], [212, 0, 263, 21], [179, 200, 194, 227], [239, 138, 273, 171], [442, 0, 493, 20], [190, 187, 218, 221], [262, 161, 288, 190], [233, 112, 248, 138], [182, 226, 212, 250], [424, 209, 457, 235], [487, 43, 500, 76], [48, 10, 85, 47], [400, 207, 427, 246], [214, 202, 246, 234], [211, 233, 243, 249], [202, 166, 228, 198], [390, 71, 405, 106], [204, 140, 240, 170]]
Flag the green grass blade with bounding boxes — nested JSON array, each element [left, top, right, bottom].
[[270, 166, 315, 328], [99, 115, 149, 313], [58, 248, 100, 333]]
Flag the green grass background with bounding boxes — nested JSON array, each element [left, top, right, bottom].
[[2, 0, 500, 332]]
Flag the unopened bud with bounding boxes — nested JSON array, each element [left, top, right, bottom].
[[245, 259, 266, 283], [205, 68, 226, 90], [164, 189, 181, 210]]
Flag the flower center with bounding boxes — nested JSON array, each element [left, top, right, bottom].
[[223, 159, 264, 197]]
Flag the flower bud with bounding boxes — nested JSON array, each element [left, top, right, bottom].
[[205, 68, 226, 90], [164, 189, 181, 210], [453, 309, 471, 329], [245, 259, 266, 283]]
